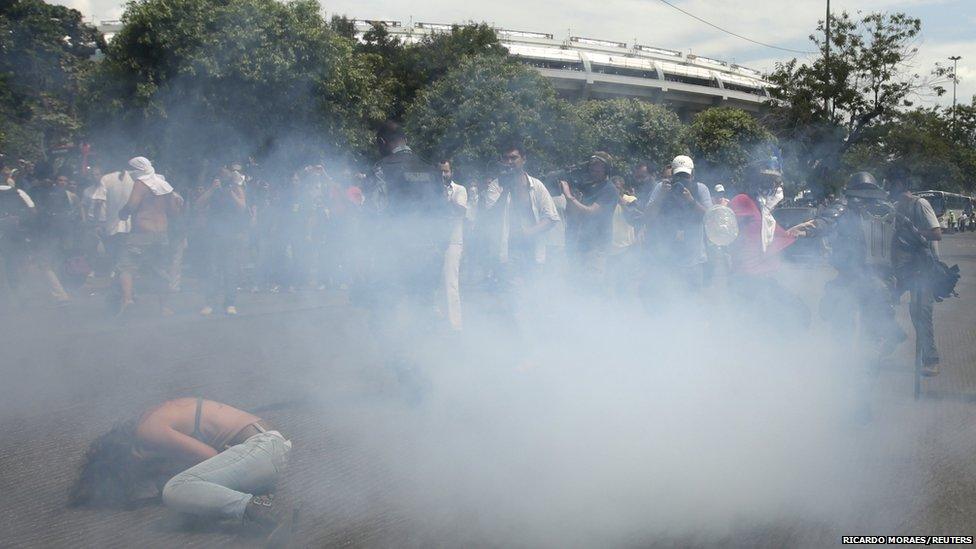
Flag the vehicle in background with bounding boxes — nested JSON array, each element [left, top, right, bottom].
[[916, 190, 974, 232]]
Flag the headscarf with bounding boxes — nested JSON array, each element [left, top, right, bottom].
[[127, 157, 173, 196]]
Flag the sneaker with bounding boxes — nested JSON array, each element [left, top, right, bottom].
[[200, 306, 214, 316], [225, 306, 238, 316], [921, 362, 940, 377]]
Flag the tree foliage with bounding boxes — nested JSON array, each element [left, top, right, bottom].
[[575, 98, 685, 170], [765, 11, 928, 192], [686, 107, 774, 184], [359, 22, 508, 120], [83, 0, 389, 177], [843, 105, 976, 192], [0, 0, 101, 161], [405, 55, 583, 180]]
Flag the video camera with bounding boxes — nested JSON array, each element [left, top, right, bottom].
[[540, 162, 586, 196]]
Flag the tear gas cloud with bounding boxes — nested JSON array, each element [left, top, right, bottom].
[[1, 20, 936, 545]]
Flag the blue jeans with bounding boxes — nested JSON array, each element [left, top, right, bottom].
[[161, 432, 291, 521]]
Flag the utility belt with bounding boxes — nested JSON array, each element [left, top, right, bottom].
[[224, 420, 280, 449]]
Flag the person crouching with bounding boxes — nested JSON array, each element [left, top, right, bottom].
[[70, 398, 292, 544]]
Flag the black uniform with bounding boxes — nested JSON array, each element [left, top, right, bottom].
[[366, 145, 443, 297]]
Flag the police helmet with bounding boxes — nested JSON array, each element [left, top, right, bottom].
[[845, 171, 887, 200]]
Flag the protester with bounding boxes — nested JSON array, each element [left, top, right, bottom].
[[726, 157, 810, 328], [116, 157, 183, 316], [438, 160, 468, 332], [70, 397, 293, 545], [27, 172, 74, 305]]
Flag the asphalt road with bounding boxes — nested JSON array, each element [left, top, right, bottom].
[[2, 234, 976, 548]]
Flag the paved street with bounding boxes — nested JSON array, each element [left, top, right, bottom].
[[2, 234, 976, 548]]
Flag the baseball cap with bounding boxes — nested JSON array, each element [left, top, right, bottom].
[[672, 155, 694, 175], [714, 184, 726, 194]]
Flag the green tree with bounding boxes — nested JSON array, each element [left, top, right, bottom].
[[405, 54, 583, 180], [84, 0, 388, 178], [765, 11, 930, 192], [328, 15, 357, 40], [843, 106, 976, 192], [0, 0, 102, 162], [361, 23, 507, 119], [686, 107, 774, 184], [574, 98, 685, 170]]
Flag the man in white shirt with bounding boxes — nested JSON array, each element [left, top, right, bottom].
[[93, 169, 135, 290], [890, 174, 943, 376], [482, 141, 560, 282], [439, 160, 467, 331]]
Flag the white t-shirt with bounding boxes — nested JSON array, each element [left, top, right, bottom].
[[82, 183, 105, 223], [100, 171, 134, 236], [445, 181, 467, 246]]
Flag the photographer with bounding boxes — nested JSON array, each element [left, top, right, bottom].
[[641, 155, 713, 296], [560, 151, 620, 290], [195, 166, 247, 316], [483, 140, 560, 282], [889, 172, 943, 376]]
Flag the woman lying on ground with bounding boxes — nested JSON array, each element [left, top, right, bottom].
[[70, 398, 292, 544]]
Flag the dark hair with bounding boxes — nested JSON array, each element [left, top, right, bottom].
[[69, 420, 145, 507], [375, 120, 405, 144], [497, 139, 526, 158], [886, 166, 912, 191]]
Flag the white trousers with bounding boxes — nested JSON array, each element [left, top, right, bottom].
[[443, 243, 463, 331]]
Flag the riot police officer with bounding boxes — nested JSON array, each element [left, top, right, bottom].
[[805, 172, 907, 359], [364, 120, 444, 303]]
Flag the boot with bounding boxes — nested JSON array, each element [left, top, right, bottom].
[[244, 494, 293, 548]]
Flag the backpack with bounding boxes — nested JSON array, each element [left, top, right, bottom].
[[894, 196, 960, 301]]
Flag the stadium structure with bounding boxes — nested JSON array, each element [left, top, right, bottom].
[[96, 19, 773, 118]]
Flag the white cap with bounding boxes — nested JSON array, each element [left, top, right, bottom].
[[714, 184, 725, 193], [672, 155, 694, 175]]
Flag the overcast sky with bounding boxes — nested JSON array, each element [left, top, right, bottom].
[[59, 0, 975, 108]]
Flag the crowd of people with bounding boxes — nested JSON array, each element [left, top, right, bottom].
[[6, 119, 954, 544], [0, 121, 952, 370]]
